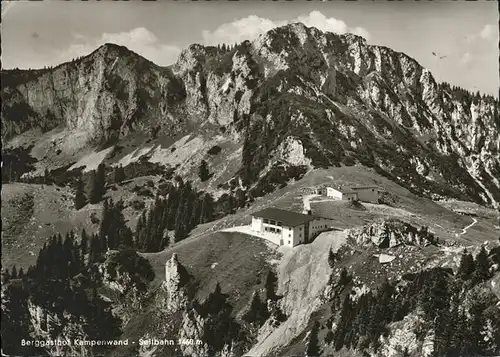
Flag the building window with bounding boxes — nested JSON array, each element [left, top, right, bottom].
[[263, 219, 269, 224], [289, 233, 291, 237], [288, 241, 291, 245]]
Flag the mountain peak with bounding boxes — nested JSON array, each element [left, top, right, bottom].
[[90, 42, 136, 58]]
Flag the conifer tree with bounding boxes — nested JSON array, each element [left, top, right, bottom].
[[234, 188, 246, 208], [468, 301, 486, 353], [200, 193, 214, 223], [189, 196, 202, 228], [113, 165, 126, 184], [121, 227, 134, 248], [43, 168, 51, 185], [184, 190, 196, 230], [89, 164, 106, 204], [338, 268, 352, 287], [159, 232, 170, 251], [473, 246, 491, 283], [135, 211, 146, 249], [334, 294, 353, 351], [306, 321, 320, 357], [174, 221, 187, 243], [10, 266, 18, 279], [227, 193, 235, 214], [174, 201, 187, 242], [80, 229, 89, 262], [1, 281, 34, 355], [89, 233, 102, 264], [198, 160, 210, 182], [167, 186, 180, 229], [74, 176, 87, 209], [457, 249, 475, 279]]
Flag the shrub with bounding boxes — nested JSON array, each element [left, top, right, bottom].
[[207, 145, 222, 156], [129, 200, 145, 211]]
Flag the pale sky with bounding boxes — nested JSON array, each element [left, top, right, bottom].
[[1, 0, 498, 96]]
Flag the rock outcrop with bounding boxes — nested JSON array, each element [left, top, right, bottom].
[[158, 253, 191, 312], [346, 219, 439, 248], [27, 301, 91, 357]]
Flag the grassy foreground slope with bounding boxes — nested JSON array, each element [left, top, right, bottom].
[[143, 231, 277, 313], [1, 183, 101, 268]]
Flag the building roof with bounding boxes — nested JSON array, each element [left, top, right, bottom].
[[453, 209, 478, 216], [327, 186, 357, 194], [251, 207, 317, 227], [350, 185, 379, 190]]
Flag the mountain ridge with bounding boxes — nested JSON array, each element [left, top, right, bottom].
[[2, 22, 499, 208]]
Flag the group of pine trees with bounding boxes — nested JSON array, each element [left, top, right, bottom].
[[2, 192, 162, 356], [214, 43, 238, 53], [73, 163, 107, 209], [328, 245, 499, 356], [4, 199, 136, 285], [1, 227, 122, 356], [439, 81, 498, 107], [99, 199, 134, 250], [134, 181, 214, 252], [72, 163, 248, 254]]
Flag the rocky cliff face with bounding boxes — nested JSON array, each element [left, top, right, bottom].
[[346, 219, 440, 248], [135, 253, 210, 357], [2, 23, 499, 207], [1, 44, 186, 147], [27, 301, 91, 357]]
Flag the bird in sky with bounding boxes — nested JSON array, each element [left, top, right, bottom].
[[432, 52, 447, 60]]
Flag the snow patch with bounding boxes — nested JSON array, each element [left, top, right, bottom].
[[378, 253, 396, 264], [149, 135, 205, 168], [115, 146, 155, 167], [68, 147, 114, 172]]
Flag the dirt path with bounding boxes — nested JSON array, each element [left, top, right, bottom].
[[302, 194, 320, 211], [460, 218, 478, 235]]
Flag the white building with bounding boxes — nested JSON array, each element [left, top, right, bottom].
[[250, 207, 334, 247], [350, 186, 379, 203], [326, 187, 358, 201]]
